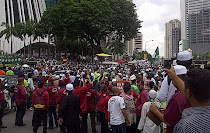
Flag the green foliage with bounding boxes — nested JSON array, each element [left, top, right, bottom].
[[133, 51, 152, 60], [40, 0, 141, 55]]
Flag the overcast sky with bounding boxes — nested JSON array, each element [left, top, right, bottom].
[[133, 0, 180, 57]]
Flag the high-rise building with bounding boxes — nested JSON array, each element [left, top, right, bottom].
[[181, 0, 210, 54], [134, 32, 143, 53], [45, 0, 58, 8], [165, 19, 181, 59], [0, 0, 46, 54]]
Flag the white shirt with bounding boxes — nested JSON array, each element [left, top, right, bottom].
[[158, 76, 177, 105], [138, 102, 161, 133], [108, 96, 125, 125]]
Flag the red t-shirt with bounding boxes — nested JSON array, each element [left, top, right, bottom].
[[64, 78, 70, 85], [136, 90, 148, 116], [57, 88, 68, 109], [35, 85, 48, 91], [32, 89, 49, 110], [99, 96, 112, 120], [47, 86, 58, 105], [14, 85, 27, 105], [0, 89, 4, 102], [73, 83, 92, 114], [164, 90, 191, 133], [87, 89, 96, 110], [97, 90, 109, 112]]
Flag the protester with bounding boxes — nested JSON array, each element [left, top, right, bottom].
[[0, 79, 6, 130], [150, 65, 191, 133], [138, 90, 161, 133], [47, 79, 58, 129], [28, 73, 35, 111], [14, 77, 27, 126], [108, 86, 129, 133], [59, 84, 81, 133], [135, 80, 148, 131], [32, 81, 49, 133], [6, 67, 14, 75], [165, 66, 210, 133], [121, 84, 136, 133]]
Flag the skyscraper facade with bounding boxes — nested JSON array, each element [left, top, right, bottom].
[[45, 0, 58, 8], [181, 0, 210, 54], [165, 19, 181, 59], [134, 32, 143, 53], [0, 0, 46, 54]]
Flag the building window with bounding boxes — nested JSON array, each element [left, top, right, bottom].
[[5, 0, 9, 23], [23, 0, 29, 21], [31, 0, 37, 22], [13, 0, 20, 24]]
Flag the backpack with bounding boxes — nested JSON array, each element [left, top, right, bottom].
[[34, 90, 46, 109]]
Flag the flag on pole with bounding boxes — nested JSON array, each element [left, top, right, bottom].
[[153, 46, 159, 58]]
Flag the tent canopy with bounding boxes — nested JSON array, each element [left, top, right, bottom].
[[96, 53, 112, 57]]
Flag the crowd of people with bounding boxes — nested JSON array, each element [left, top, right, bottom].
[[0, 50, 209, 133]]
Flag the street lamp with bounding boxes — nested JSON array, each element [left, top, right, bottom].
[[145, 40, 154, 52]]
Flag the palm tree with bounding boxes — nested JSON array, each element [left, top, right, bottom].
[[13, 22, 25, 56], [34, 22, 45, 57], [25, 20, 35, 56], [0, 22, 15, 54]]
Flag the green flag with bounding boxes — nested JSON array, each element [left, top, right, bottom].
[[153, 46, 159, 58]]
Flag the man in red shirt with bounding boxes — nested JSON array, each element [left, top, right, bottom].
[[135, 80, 148, 132], [87, 85, 97, 133], [56, 80, 68, 133], [97, 81, 109, 133], [73, 75, 92, 133], [14, 77, 27, 127], [47, 79, 58, 129], [32, 81, 49, 133], [99, 84, 113, 133], [0, 79, 6, 130]]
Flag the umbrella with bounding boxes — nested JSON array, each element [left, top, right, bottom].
[[22, 64, 29, 67], [96, 53, 112, 57], [115, 59, 127, 63]]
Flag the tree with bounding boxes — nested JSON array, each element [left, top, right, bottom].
[[33, 23, 45, 57], [0, 22, 15, 54], [13, 22, 25, 55], [40, 0, 141, 55], [25, 20, 36, 56]]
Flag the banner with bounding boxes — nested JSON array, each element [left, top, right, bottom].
[[0, 56, 21, 64]]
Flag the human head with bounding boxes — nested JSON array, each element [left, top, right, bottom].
[[177, 51, 192, 68], [184, 68, 210, 104], [18, 77, 24, 84], [123, 84, 132, 95], [111, 86, 120, 96], [38, 81, 44, 89], [66, 84, 74, 92], [100, 81, 108, 91], [137, 80, 144, 91], [148, 90, 157, 101]]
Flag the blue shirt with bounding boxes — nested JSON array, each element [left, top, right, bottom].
[[174, 105, 210, 133]]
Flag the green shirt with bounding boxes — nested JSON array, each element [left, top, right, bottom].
[[6, 70, 14, 75], [131, 84, 139, 94]]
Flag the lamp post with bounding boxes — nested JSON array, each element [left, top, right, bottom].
[[145, 40, 154, 52]]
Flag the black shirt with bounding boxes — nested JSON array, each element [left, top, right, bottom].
[[60, 92, 81, 124]]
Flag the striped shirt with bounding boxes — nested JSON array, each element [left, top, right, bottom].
[[174, 106, 210, 133]]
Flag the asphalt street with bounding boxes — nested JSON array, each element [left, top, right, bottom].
[[1, 110, 100, 133]]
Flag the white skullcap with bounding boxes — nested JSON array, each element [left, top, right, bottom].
[[148, 90, 157, 99], [112, 79, 117, 82], [66, 84, 74, 91], [173, 60, 177, 66], [177, 51, 192, 61], [174, 65, 187, 75], [55, 75, 59, 79]]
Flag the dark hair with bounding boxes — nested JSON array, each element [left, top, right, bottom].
[[185, 68, 210, 103], [38, 81, 44, 88], [149, 81, 154, 89], [73, 78, 80, 87], [28, 73, 32, 78], [123, 84, 131, 93], [177, 59, 192, 68], [131, 79, 136, 84], [137, 80, 144, 85]]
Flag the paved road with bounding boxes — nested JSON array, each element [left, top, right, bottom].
[[1, 110, 100, 133]]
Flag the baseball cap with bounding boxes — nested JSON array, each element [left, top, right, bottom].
[[177, 51, 192, 61], [174, 65, 187, 75], [66, 84, 74, 91]]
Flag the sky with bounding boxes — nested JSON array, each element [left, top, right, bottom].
[[133, 0, 180, 57]]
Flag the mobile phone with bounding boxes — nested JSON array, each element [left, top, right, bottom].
[[164, 60, 171, 69]]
